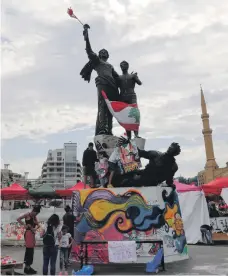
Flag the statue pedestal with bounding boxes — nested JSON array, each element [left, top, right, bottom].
[[72, 187, 188, 264], [94, 135, 146, 157]]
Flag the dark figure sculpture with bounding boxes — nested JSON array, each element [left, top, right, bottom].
[[110, 139, 181, 188], [80, 25, 120, 136], [119, 61, 142, 139], [137, 142, 181, 188]]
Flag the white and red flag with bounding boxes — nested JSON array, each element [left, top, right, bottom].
[[102, 90, 140, 131]]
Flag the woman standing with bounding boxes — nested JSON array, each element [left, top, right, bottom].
[[17, 205, 41, 274], [41, 214, 61, 275]]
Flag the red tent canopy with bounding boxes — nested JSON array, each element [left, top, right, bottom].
[[56, 182, 90, 197], [174, 180, 202, 193], [1, 183, 29, 200], [202, 177, 228, 196]]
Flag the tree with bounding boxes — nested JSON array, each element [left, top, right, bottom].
[[176, 175, 198, 185], [25, 181, 32, 190], [128, 107, 140, 123]]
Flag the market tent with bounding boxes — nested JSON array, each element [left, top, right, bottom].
[[202, 177, 228, 196], [56, 182, 90, 197], [174, 180, 202, 193], [173, 181, 209, 244], [29, 184, 57, 198], [177, 189, 210, 244], [0, 183, 29, 200]]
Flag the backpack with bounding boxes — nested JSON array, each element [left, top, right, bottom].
[[43, 224, 55, 246]]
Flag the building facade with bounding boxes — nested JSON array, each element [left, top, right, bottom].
[[41, 143, 82, 189], [197, 87, 228, 185], [1, 164, 26, 188]]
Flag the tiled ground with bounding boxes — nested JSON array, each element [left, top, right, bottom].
[[1, 244, 228, 275]]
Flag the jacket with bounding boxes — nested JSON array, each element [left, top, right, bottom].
[[82, 148, 98, 167]]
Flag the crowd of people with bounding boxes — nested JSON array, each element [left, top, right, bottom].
[[17, 205, 75, 275]]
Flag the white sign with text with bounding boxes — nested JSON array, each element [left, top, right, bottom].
[[108, 241, 137, 263]]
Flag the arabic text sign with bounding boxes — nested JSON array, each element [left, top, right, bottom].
[[108, 241, 137, 263]]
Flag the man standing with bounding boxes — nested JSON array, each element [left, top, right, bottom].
[[63, 205, 75, 263], [119, 60, 142, 139], [82, 142, 98, 188]]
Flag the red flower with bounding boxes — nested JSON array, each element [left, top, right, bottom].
[[67, 7, 74, 16]]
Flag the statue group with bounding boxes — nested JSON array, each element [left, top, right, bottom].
[[79, 25, 180, 189], [80, 25, 142, 139]]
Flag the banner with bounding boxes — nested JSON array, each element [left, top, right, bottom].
[[72, 187, 188, 264], [210, 217, 228, 240], [1, 207, 65, 244]]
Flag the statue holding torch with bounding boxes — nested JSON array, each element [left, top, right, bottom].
[[68, 8, 120, 136]]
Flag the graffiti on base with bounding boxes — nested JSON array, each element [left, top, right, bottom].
[[1, 221, 45, 241], [210, 217, 228, 234], [72, 188, 188, 263]]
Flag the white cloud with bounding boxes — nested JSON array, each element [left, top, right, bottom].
[[1, 0, 228, 178]]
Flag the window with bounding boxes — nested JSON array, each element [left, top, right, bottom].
[[57, 152, 62, 156], [65, 162, 76, 167], [57, 157, 62, 161], [49, 163, 54, 166], [49, 168, 54, 172], [65, 168, 76, 172], [57, 163, 62, 166], [66, 174, 76, 178], [57, 168, 62, 172]]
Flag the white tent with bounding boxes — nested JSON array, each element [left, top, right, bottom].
[[175, 182, 210, 244], [221, 188, 228, 205]]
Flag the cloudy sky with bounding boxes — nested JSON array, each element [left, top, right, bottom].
[[1, 0, 228, 178]]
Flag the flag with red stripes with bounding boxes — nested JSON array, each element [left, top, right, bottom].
[[102, 90, 140, 131]]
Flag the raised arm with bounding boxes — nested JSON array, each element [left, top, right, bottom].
[[83, 25, 99, 64], [134, 73, 142, 85], [138, 149, 159, 160]]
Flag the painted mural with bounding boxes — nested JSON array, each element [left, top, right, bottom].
[[72, 187, 188, 263]]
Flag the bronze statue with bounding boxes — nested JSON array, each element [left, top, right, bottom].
[[136, 142, 181, 188], [119, 61, 142, 139], [80, 25, 120, 136]]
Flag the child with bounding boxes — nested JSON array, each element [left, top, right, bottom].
[[59, 225, 73, 275], [96, 151, 109, 187]]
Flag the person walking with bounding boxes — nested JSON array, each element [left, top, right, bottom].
[[17, 205, 41, 274], [59, 225, 73, 275], [63, 205, 75, 262], [82, 142, 98, 188], [41, 214, 62, 275]]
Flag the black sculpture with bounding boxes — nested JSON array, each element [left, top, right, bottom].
[[110, 139, 181, 188], [119, 61, 142, 139], [80, 25, 120, 136], [136, 142, 181, 188]]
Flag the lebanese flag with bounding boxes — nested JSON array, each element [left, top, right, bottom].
[[102, 90, 140, 131]]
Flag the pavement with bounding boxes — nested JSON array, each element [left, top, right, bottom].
[[1, 244, 228, 275]]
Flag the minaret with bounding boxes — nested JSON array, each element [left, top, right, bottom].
[[200, 85, 218, 182]]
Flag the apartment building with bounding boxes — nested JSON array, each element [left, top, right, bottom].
[[41, 143, 82, 189]]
